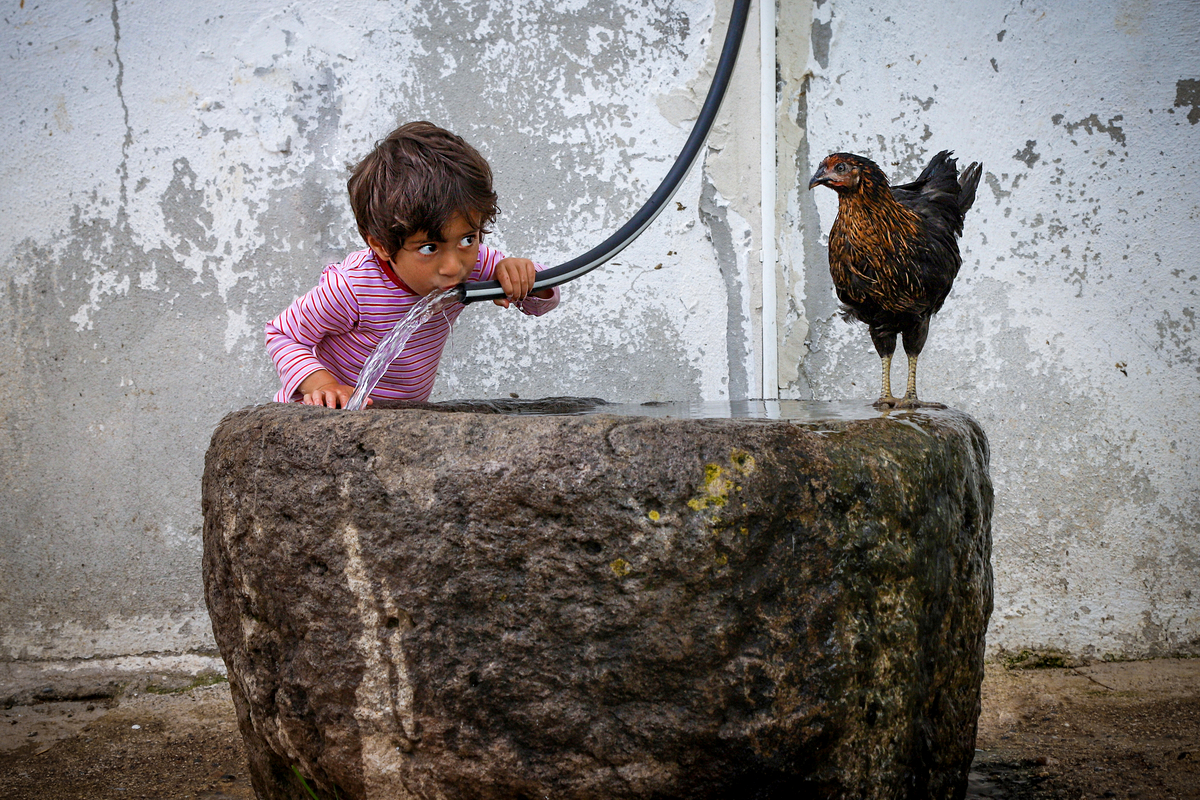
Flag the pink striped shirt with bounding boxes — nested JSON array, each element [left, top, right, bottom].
[[265, 246, 559, 403]]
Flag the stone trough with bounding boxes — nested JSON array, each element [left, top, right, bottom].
[[202, 398, 993, 800]]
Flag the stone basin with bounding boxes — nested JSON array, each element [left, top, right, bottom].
[[202, 398, 993, 800]]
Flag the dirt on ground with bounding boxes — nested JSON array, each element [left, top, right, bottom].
[[970, 658, 1199, 800], [0, 658, 1197, 800]]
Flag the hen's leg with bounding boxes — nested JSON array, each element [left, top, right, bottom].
[[896, 319, 946, 409], [868, 328, 900, 408]]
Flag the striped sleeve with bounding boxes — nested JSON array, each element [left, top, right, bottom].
[[265, 265, 360, 402], [515, 282, 560, 316]]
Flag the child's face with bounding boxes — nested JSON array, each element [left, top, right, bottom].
[[370, 214, 481, 296]]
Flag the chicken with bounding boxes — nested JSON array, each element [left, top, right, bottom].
[[808, 150, 982, 409]]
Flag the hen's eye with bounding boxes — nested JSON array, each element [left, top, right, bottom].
[[835, 163, 848, 174]]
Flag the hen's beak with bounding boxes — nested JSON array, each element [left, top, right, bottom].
[[808, 165, 830, 189]]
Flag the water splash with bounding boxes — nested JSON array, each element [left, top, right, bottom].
[[345, 288, 461, 411]]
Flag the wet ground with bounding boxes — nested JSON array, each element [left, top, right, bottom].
[[1, 658, 1196, 799]]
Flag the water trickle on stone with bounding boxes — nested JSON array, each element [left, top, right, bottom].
[[345, 288, 460, 411]]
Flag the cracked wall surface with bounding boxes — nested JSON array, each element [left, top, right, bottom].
[[785, 0, 1199, 658], [4, 0, 1197, 665], [0, 0, 763, 660]]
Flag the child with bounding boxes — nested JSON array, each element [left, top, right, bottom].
[[265, 121, 559, 408]]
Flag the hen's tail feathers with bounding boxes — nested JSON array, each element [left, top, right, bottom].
[[958, 161, 983, 215], [901, 150, 966, 206], [913, 150, 955, 185]]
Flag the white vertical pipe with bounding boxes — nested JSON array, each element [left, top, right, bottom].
[[759, 0, 779, 399]]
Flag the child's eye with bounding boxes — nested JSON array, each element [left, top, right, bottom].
[[459, 234, 476, 248], [417, 243, 438, 255]]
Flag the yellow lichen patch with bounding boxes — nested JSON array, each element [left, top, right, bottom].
[[610, 558, 631, 577], [714, 552, 729, 566], [689, 463, 734, 511], [730, 449, 756, 475], [648, 510, 661, 522]]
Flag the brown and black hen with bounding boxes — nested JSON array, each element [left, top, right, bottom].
[[809, 150, 982, 408]]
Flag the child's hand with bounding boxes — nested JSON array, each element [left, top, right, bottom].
[[303, 382, 360, 408], [492, 258, 553, 308], [298, 370, 372, 408]]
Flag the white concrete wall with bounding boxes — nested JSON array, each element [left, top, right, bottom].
[[0, 0, 763, 661], [780, 0, 1200, 659], [2, 0, 1197, 666]]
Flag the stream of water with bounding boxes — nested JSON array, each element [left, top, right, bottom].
[[344, 288, 461, 411], [343, 289, 938, 424]]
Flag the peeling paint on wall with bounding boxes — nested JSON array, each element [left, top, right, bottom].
[[1, 0, 761, 661], [790, 0, 1200, 658], [4, 0, 1196, 664], [1175, 78, 1200, 123]]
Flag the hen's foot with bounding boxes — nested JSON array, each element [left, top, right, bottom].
[[872, 395, 902, 409], [894, 395, 946, 410]]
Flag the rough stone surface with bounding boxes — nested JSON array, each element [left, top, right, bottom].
[[202, 400, 993, 800]]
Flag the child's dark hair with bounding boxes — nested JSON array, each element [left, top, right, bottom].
[[348, 121, 499, 257]]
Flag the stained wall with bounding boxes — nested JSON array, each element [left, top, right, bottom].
[[3, 0, 1197, 665], [0, 0, 763, 661], [778, 0, 1200, 659]]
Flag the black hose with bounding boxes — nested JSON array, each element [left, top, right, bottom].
[[457, 0, 752, 304]]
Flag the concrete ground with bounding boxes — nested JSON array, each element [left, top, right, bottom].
[[0, 657, 1197, 799]]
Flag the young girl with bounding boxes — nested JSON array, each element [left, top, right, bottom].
[[265, 121, 559, 407]]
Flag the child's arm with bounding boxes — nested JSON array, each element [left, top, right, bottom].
[[265, 264, 361, 403]]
